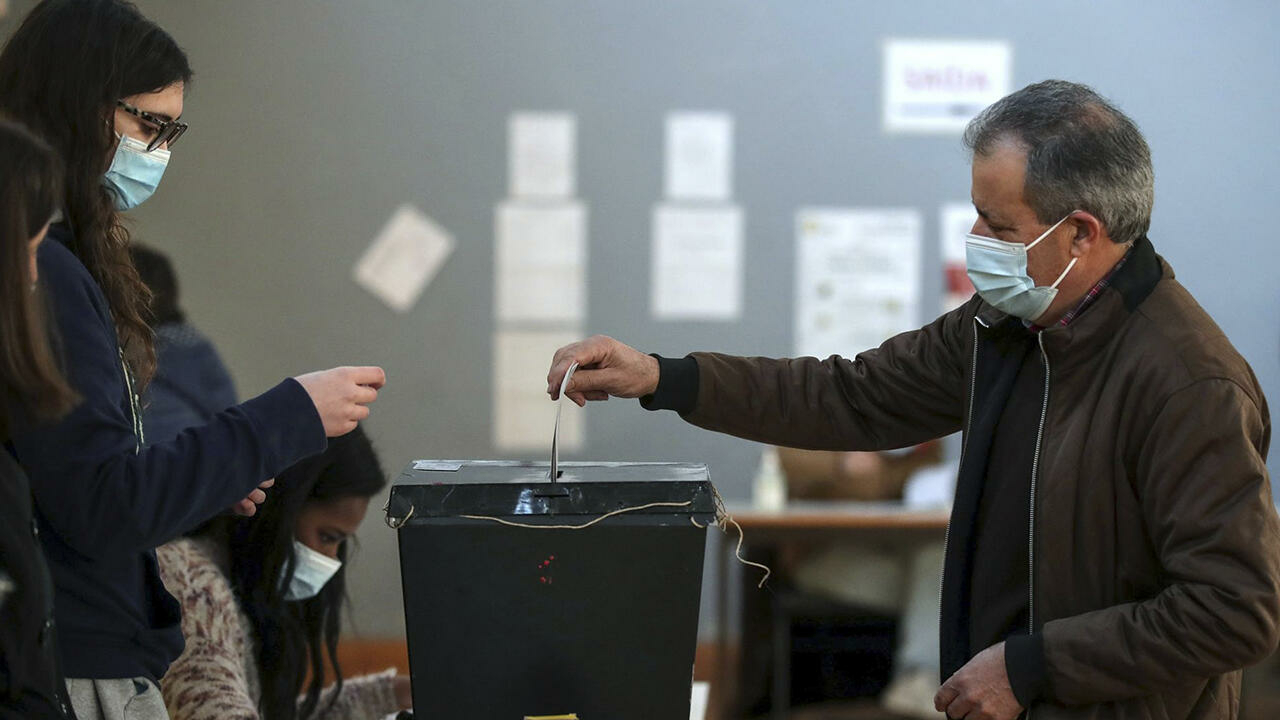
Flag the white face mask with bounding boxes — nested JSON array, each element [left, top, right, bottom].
[[965, 213, 1077, 321], [281, 540, 342, 602]]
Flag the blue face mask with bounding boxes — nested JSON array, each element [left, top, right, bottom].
[[102, 134, 170, 210], [965, 213, 1077, 321]]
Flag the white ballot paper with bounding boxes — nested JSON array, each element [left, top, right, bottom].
[[940, 202, 978, 312], [651, 204, 743, 320], [549, 361, 579, 481], [493, 330, 583, 452], [494, 201, 586, 323], [353, 204, 455, 313], [794, 207, 922, 359], [883, 39, 1012, 133], [509, 112, 576, 199], [664, 112, 734, 201]]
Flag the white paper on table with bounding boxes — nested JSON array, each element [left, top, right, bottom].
[[353, 203, 455, 313], [494, 201, 586, 324], [508, 112, 576, 199], [689, 681, 710, 720], [664, 112, 733, 201], [493, 329, 583, 452], [883, 39, 1012, 133], [940, 202, 978, 312], [651, 204, 743, 320], [794, 207, 922, 359]]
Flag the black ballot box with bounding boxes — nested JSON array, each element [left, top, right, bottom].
[[386, 460, 717, 720]]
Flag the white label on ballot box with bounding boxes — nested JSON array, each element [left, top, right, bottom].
[[412, 460, 462, 472]]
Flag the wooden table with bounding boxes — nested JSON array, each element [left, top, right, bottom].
[[710, 502, 950, 718]]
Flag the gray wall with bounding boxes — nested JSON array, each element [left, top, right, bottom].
[[6, 1, 1279, 639]]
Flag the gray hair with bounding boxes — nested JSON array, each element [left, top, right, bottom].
[[963, 80, 1154, 245]]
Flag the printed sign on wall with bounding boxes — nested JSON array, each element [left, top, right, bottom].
[[883, 40, 1012, 134]]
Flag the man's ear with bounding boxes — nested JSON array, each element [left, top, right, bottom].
[[1068, 211, 1106, 256]]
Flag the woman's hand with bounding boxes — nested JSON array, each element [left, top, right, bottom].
[[230, 478, 274, 517]]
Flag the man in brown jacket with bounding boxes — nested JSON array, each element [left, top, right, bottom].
[[546, 80, 1280, 720]]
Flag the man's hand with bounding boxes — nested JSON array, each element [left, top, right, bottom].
[[935, 641, 1024, 720], [231, 478, 275, 517], [294, 366, 386, 437], [546, 335, 659, 407]]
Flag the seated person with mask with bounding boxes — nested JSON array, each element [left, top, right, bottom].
[[157, 426, 412, 720]]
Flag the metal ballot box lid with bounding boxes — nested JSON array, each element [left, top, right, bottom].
[[388, 460, 715, 720], [386, 460, 717, 525]]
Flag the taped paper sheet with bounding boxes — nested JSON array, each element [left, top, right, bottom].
[[494, 201, 587, 323], [940, 203, 977, 312], [794, 207, 922, 359], [651, 204, 743, 320], [509, 112, 576, 199], [494, 330, 583, 452], [664, 112, 734, 201], [353, 204, 455, 313]]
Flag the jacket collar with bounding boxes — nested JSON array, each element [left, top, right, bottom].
[[973, 236, 1165, 362]]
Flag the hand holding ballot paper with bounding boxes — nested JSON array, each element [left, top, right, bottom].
[[546, 335, 660, 405]]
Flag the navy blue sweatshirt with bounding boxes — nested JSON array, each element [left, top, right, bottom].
[[6, 226, 326, 681]]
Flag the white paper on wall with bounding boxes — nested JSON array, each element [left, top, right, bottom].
[[940, 202, 978, 312], [794, 207, 922, 359], [493, 329, 583, 452], [883, 39, 1012, 133], [651, 204, 743, 320], [494, 201, 586, 324], [664, 112, 734, 201], [353, 203, 455, 313], [508, 112, 577, 199]]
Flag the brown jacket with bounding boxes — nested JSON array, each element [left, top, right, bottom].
[[653, 238, 1280, 719]]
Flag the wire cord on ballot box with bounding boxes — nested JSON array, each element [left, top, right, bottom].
[[394, 484, 773, 589]]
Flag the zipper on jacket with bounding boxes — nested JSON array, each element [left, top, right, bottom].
[[938, 317, 986, 658], [120, 349, 144, 451], [1024, 331, 1052, 719]]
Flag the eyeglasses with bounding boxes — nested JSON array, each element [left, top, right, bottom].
[[116, 100, 188, 152]]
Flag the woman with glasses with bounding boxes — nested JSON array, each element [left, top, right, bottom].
[[0, 117, 78, 720], [0, 2, 387, 718]]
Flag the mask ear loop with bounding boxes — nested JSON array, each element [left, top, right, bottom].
[[1025, 212, 1074, 251], [1026, 212, 1080, 289], [1049, 257, 1078, 289]]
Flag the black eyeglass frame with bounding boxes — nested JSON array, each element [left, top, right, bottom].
[[115, 100, 188, 152]]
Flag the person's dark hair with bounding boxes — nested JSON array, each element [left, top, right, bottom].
[[129, 243, 184, 325], [0, 117, 78, 438], [199, 426, 388, 720], [963, 79, 1154, 246], [0, 0, 194, 387]]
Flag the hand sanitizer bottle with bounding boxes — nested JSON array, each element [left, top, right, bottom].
[[752, 446, 787, 511]]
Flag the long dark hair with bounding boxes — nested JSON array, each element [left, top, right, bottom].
[[0, 0, 194, 387], [199, 426, 388, 720], [0, 117, 77, 438]]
